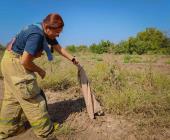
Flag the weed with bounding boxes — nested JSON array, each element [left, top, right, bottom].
[[165, 59, 170, 64], [55, 124, 75, 136], [123, 55, 142, 63]]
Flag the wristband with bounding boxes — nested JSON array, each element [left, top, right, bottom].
[[72, 57, 76, 63]]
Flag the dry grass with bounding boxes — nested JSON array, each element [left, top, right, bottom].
[[0, 51, 4, 79], [34, 53, 170, 135], [0, 50, 170, 138]]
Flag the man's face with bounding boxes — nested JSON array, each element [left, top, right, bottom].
[[44, 26, 63, 39]]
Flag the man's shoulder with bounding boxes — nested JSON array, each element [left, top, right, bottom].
[[21, 24, 44, 36]]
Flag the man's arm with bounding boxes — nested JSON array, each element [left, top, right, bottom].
[[53, 44, 75, 61], [21, 51, 46, 79]]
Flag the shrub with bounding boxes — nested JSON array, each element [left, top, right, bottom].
[[89, 40, 113, 54], [66, 45, 77, 53], [76, 45, 89, 52]]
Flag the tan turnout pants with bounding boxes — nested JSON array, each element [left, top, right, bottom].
[[0, 50, 54, 139]]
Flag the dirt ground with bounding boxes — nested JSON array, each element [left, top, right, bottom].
[[0, 82, 170, 140], [0, 80, 138, 140]]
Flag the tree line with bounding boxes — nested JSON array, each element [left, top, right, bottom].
[[66, 28, 170, 55], [0, 28, 170, 55], [0, 44, 5, 51]]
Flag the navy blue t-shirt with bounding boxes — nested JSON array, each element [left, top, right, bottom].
[[12, 24, 58, 56]]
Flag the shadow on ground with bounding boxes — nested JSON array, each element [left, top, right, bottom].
[[48, 97, 86, 123]]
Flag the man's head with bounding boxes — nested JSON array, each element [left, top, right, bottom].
[[42, 13, 64, 39]]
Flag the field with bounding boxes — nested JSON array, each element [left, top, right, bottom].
[[0, 51, 170, 140]]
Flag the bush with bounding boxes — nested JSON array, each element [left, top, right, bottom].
[[89, 40, 113, 54], [115, 28, 170, 55], [0, 44, 5, 51], [66, 45, 77, 53], [123, 55, 142, 63], [114, 41, 129, 54], [76, 45, 89, 52], [66, 45, 89, 53]]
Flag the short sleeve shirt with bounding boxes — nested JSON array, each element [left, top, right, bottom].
[[12, 24, 59, 56]]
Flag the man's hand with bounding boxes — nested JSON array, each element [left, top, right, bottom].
[[21, 51, 46, 79], [72, 57, 79, 65], [38, 69, 46, 79]]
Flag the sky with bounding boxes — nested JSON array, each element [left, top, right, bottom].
[[0, 0, 170, 47]]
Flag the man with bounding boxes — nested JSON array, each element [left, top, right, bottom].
[[0, 13, 78, 140]]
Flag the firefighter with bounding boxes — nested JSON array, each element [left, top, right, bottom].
[[0, 13, 78, 139]]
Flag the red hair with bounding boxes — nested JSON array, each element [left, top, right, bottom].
[[43, 13, 64, 28]]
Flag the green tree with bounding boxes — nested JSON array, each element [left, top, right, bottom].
[[89, 43, 98, 53], [114, 40, 129, 54], [0, 44, 5, 51], [127, 37, 137, 54], [136, 28, 167, 53], [89, 40, 113, 54]]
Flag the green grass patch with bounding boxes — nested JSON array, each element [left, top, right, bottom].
[[165, 59, 170, 64], [123, 55, 142, 63], [88, 61, 170, 130], [89, 53, 102, 61], [55, 123, 75, 136]]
